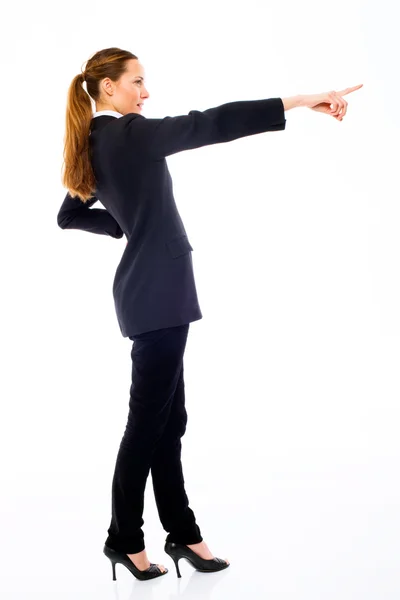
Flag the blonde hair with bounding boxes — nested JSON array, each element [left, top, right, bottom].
[[61, 47, 138, 203]]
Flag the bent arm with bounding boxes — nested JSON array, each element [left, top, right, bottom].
[[57, 192, 124, 238]]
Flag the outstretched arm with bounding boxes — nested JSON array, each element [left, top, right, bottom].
[[57, 192, 124, 238], [126, 97, 287, 161]]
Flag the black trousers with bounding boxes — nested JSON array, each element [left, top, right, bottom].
[[104, 323, 203, 553]]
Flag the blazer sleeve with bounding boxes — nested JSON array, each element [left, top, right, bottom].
[[57, 192, 124, 238], [127, 97, 286, 160]]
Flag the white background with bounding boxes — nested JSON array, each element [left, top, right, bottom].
[[1, 0, 399, 598]]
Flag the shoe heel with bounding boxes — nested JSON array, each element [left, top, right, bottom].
[[164, 543, 182, 578], [111, 560, 117, 581], [172, 556, 182, 578]]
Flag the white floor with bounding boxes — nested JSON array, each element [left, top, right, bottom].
[[2, 447, 399, 600]]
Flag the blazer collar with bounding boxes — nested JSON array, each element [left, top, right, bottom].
[[93, 109, 123, 118]]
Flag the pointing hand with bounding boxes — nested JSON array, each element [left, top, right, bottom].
[[302, 84, 363, 121]]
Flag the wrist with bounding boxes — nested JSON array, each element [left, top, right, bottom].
[[296, 95, 305, 107], [282, 95, 305, 111]]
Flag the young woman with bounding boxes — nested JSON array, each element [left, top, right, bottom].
[[58, 46, 362, 581]]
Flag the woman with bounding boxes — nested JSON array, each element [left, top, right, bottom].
[[58, 47, 362, 581]]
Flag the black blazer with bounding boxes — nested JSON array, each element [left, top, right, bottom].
[[57, 97, 286, 337]]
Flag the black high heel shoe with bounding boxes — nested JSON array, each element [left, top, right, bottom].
[[164, 542, 230, 578], [103, 544, 168, 581]]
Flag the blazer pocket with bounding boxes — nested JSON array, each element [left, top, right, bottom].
[[166, 234, 194, 258]]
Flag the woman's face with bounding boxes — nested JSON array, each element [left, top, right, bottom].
[[95, 59, 150, 115]]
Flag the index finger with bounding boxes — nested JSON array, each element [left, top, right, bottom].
[[338, 84, 364, 96]]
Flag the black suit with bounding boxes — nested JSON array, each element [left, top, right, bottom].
[[57, 98, 286, 554], [57, 97, 286, 337]]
